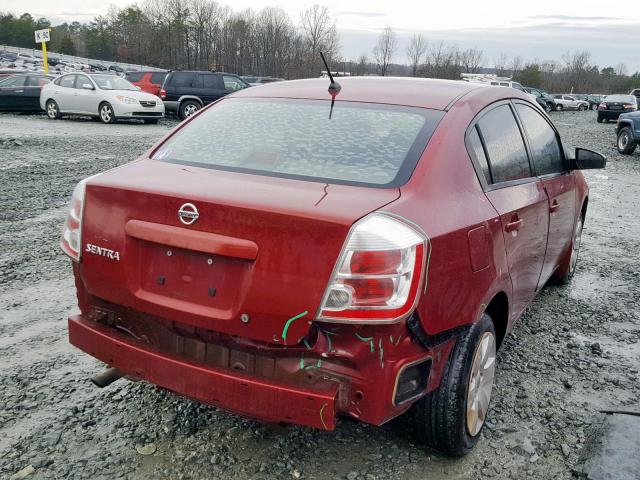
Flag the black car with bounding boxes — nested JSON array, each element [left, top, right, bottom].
[[523, 87, 556, 112], [574, 94, 600, 111], [0, 74, 54, 112], [160, 71, 250, 120], [597, 94, 638, 123]]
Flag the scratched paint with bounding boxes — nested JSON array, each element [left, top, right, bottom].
[[355, 333, 375, 353]]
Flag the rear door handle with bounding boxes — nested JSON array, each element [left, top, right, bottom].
[[505, 219, 523, 232], [550, 200, 560, 213]]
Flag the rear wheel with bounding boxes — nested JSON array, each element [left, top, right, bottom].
[[99, 102, 116, 124], [179, 100, 201, 120], [617, 127, 637, 155], [411, 314, 496, 456], [578, 104, 586, 111], [591, 103, 598, 111], [556, 104, 563, 111], [46, 100, 60, 119], [544, 103, 552, 113]]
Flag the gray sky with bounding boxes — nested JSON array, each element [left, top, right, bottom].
[[5, 0, 640, 72]]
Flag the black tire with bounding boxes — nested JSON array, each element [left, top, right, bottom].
[[544, 103, 552, 113], [578, 105, 586, 111], [179, 100, 201, 120], [411, 314, 497, 456], [144, 119, 159, 125], [596, 116, 603, 123], [46, 99, 60, 120], [591, 103, 598, 111], [556, 104, 563, 111], [617, 127, 637, 155], [99, 102, 116, 124], [553, 213, 584, 285]]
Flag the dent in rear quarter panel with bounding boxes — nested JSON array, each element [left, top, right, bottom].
[[386, 97, 512, 336]]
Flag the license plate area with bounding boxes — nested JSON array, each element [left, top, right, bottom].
[[138, 241, 250, 312]]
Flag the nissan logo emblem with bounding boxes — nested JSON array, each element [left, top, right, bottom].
[[178, 203, 199, 225]]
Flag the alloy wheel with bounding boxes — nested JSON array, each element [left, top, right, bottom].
[[569, 218, 583, 274], [184, 104, 199, 117], [100, 105, 113, 123], [618, 132, 630, 151], [47, 102, 57, 119], [466, 331, 496, 437]]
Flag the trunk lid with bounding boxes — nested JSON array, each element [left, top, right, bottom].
[[80, 160, 400, 344]]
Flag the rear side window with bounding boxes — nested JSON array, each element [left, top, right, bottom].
[[151, 72, 166, 84], [59, 75, 76, 88], [0, 76, 26, 87], [200, 74, 223, 89], [515, 104, 564, 175], [126, 72, 143, 82], [467, 127, 491, 184], [170, 72, 196, 87], [476, 104, 531, 183], [153, 98, 444, 188]]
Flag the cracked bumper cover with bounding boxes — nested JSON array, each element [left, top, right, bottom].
[[68, 314, 338, 430]]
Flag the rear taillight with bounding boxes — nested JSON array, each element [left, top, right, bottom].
[[159, 88, 166, 99], [60, 178, 90, 261], [599, 103, 607, 109], [318, 213, 427, 323]]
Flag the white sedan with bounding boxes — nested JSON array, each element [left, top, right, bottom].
[[40, 73, 165, 124]]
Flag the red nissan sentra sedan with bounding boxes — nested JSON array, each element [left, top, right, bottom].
[[62, 77, 605, 455]]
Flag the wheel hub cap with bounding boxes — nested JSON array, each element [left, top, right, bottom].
[[466, 331, 496, 437], [570, 219, 583, 272]]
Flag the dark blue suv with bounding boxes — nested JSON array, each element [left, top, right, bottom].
[[616, 112, 640, 154]]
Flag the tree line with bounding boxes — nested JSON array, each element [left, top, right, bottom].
[[1, 5, 638, 94]]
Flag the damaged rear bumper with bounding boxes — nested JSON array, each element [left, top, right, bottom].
[[68, 314, 338, 430]]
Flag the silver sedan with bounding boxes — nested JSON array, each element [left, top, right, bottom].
[[40, 73, 165, 124]]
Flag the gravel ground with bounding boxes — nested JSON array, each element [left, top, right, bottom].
[[0, 110, 638, 480]]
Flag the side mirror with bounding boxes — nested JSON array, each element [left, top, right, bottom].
[[82, 83, 94, 90], [571, 148, 606, 170]]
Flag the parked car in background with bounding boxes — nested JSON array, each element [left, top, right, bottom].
[[41, 73, 164, 124], [523, 87, 556, 112], [125, 70, 168, 96], [552, 95, 589, 111], [573, 94, 600, 111], [241, 76, 285, 86], [160, 70, 249, 119], [62, 77, 605, 457], [615, 111, 640, 154], [597, 94, 638, 123], [0, 73, 53, 112], [630, 89, 640, 106]]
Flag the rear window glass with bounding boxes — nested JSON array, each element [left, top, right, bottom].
[[151, 72, 167, 84], [605, 95, 636, 103], [153, 98, 443, 187], [170, 72, 195, 87], [126, 72, 143, 82]]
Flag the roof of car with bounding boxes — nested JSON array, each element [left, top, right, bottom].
[[231, 77, 486, 110]]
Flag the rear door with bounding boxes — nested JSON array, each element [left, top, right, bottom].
[[0, 75, 27, 110], [55, 74, 77, 111], [514, 102, 576, 287], [470, 102, 550, 320], [197, 73, 226, 104], [23, 75, 48, 110]]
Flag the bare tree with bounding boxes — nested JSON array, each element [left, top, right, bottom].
[[373, 26, 396, 76], [509, 55, 523, 77], [300, 4, 339, 76], [459, 47, 483, 74], [494, 53, 508, 76], [616, 62, 628, 76], [356, 54, 369, 76], [406, 34, 426, 76]]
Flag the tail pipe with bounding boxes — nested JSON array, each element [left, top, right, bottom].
[[91, 367, 124, 388]]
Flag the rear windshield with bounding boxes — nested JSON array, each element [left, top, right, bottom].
[[605, 95, 636, 103], [153, 98, 443, 187]]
